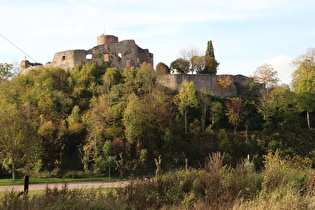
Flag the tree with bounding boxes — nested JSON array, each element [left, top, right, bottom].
[[257, 85, 299, 132], [201, 56, 219, 75], [205, 40, 215, 58], [180, 46, 202, 74], [0, 103, 41, 180], [122, 63, 157, 95], [225, 98, 247, 133], [156, 62, 170, 74], [0, 63, 14, 79], [180, 46, 202, 61], [190, 56, 206, 74], [102, 68, 121, 92], [217, 75, 232, 90], [199, 90, 212, 132], [253, 63, 279, 89], [174, 81, 199, 133], [209, 101, 223, 130], [292, 48, 315, 129], [123, 93, 147, 144], [82, 94, 120, 173], [170, 58, 190, 74]]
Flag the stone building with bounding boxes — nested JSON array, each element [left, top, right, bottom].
[[19, 34, 257, 97], [20, 34, 153, 73]]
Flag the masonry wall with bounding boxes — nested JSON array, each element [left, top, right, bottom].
[[157, 74, 253, 96], [52, 50, 90, 71], [20, 35, 153, 74]]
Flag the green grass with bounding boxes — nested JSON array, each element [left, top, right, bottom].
[[0, 187, 114, 199], [0, 177, 117, 186]]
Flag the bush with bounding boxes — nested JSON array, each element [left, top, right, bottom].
[[2, 151, 315, 209]]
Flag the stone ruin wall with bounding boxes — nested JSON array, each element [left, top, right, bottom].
[[20, 34, 153, 74], [157, 74, 254, 97], [19, 34, 254, 97]]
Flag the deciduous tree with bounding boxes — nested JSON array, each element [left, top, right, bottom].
[[199, 90, 212, 132], [225, 98, 247, 133], [0, 63, 14, 79], [156, 62, 170, 74], [209, 101, 223, 130], [254, 63, 279, 90], [257, 85, 299, 132], [174, 81, 199, 133], [0, 103, 41, 180], [292, 48, 315, 129], [170, 58, 190, 74]]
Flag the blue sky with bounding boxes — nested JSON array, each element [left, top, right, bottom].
[[1, 0, 314, 83]]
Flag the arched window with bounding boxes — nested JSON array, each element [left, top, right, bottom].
[[62, 56, 66, 60], [86, 54, 92, 59]]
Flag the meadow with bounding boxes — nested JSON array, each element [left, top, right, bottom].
[[1, 151, 315, 210]]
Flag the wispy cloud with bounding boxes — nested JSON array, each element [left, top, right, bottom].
[[0, 0, 314, 83], [268, 55, 295, 84]]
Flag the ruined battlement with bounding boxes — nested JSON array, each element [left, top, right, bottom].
[[19, 34, 254, 97], [20, 34, 153, 74]]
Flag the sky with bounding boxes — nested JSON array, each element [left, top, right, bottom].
[[1, 0, 314, 84]]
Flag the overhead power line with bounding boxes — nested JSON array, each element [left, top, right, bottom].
[[0, 33, 37, 63]]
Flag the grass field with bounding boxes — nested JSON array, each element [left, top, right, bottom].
[[0, 177, 116, 186]]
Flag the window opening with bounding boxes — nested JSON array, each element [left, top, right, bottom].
[[86, 54, 92, 59]]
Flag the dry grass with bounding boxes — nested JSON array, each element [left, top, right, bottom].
[[1, 151, 315, 209]]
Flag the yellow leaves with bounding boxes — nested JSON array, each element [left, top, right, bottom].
[[38, 120, 56, 137], [253, 63, 279, 88], [216, 75, 232, 90], [174, 81, 198, 114]]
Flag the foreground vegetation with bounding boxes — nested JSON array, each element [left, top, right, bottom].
[[1, 151, 315, 209], [0, 177, 114, 186]]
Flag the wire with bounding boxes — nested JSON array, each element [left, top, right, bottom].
[[0, 33, 37, 63]]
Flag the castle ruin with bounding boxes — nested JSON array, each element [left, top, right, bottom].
[[20, 34, 153, 73], [19, 34, 256, 97]]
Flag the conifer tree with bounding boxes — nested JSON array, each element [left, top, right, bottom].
[[205, 40, 215, 58]]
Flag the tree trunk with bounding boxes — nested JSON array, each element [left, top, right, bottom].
[[184, 111, 188, 133], [12, 162, 15, 180], [307, 111, 311, 129], [201, 107, 207, 132], [201, 117, 205, 132]]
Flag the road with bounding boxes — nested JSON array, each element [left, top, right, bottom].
[[0, 181, 129, 192]]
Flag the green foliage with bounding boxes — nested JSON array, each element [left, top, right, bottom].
[[123, 94, 146, 144], [205, 40, 215, 58], [257, 85, 299, 132], [292, 48, 315, 129], [225, 98, 248, 133], [174, 81, 199, 133], [170, 58, 190, 73], [199, 56, 219, 74], [0, 63, 14, 79], [155, 62, 170, 74], [102, 68, 121, 92], [209, 101, 223, 130], [2, 151, 315, 209], [0, 101, 41, 180], [1, 55, 315, 183]]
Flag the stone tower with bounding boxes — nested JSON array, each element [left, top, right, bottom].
[[97, 34, 118, 46]]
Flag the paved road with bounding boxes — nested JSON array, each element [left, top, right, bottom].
[[0, 181, 129, 192]]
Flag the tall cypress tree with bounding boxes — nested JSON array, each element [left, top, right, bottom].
[[205, 40, 215, 58]]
